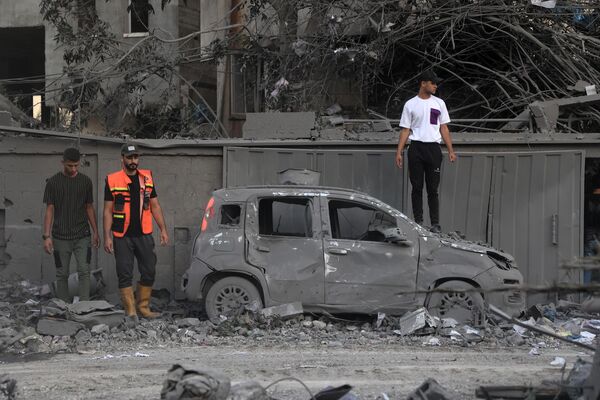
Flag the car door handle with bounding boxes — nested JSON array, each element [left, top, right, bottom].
[[328, 247, 349, 255], [257, 246, 270, 252]]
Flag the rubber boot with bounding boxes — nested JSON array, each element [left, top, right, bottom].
[[119, 287, 137, 317], [137, 285, 160, 318]]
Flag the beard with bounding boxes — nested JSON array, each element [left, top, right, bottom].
[[126, 163, 138, 171]]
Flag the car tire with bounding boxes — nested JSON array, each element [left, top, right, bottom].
[[204, 276, 262, 323], [427, 281, 486, 326]]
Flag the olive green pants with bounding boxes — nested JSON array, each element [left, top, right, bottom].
[[53, 236, 91, 301]]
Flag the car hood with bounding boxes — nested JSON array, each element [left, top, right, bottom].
[[438, 236, 515, 263]]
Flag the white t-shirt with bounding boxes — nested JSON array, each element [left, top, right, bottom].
[[399, 95, 450, 143]]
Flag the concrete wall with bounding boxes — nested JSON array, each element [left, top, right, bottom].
[[0, 132, 221, 297]]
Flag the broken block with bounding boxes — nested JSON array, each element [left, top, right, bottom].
[[37, 318, 84, 337]]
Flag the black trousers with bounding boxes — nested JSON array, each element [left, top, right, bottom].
[[114, 235, 157, 288], [407, 141, 442, 225]]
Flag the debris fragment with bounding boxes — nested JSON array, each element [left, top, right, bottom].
[[550, 357, 566, 368], [160, 364, 231, 400], [399, 307, 437, 335], [0, 374, 17, 400], [406, 378, 459, 400], [259, 302, 303, 319], [36, 318, 84, 337]]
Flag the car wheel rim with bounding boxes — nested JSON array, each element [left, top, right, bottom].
[[214, 285, 252, 316], [438, 292, 477, 322]]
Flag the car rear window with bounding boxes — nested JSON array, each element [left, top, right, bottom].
[[258, 197, 312, 237]]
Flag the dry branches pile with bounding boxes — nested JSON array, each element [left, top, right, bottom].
[[232, 0, 600, 132]]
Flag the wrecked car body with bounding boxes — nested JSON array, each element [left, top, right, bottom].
[[182, 186, 524, 323]]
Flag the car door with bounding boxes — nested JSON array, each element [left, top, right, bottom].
[[245, 193, 325, 304], [322, 195, 419, 312]]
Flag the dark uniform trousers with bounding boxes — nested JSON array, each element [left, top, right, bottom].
[[407, 140, 443, 225], [114, 235, 157, 288]]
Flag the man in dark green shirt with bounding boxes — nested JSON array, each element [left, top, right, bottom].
[[43, 148, 99, 301]]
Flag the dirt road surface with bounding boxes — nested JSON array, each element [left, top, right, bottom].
[[0, 342, 590, 399]]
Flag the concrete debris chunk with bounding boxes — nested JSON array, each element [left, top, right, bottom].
[[66, 300, 124, 328], [406, 378, 459, 400], [177, 318, 201, 328], [90, 324, 109, 335], [161, 364, 231, 400], [399, 307, 437, 335], [37, 318, 84, 337], [312, 321, 327, 330], [582, 295, 600, 313], [259, 302, 303, 319]]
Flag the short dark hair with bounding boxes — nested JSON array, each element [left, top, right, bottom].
[[63, 147, 81, 162], [420, 70, 440, 84]]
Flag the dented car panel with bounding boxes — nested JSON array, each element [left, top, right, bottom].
[[320, 195, 420, 310], [181, 185, 525, 317], [244, 193, 325, 304]]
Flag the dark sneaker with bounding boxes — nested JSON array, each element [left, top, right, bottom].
[[430, 224, 441, 233]]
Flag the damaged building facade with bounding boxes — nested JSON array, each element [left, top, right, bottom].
[[0, 0, 219, 135]]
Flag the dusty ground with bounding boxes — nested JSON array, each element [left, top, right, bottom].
[[0, 341, 591, 399]]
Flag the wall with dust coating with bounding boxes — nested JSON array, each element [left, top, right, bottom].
[[0, 133, 222, 297]]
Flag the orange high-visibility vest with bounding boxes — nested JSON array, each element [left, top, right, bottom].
[[106, 169, 154, 237]]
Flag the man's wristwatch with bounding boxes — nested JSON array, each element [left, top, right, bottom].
[[42, 235, 51, 240]]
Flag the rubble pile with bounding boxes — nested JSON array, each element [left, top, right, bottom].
[[0, 277, 598, 358]]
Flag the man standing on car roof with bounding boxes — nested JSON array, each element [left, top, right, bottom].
[[395, 70, 457, 233], [103, 144, 169, 319]]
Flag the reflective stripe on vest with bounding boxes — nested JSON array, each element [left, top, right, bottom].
[[106, 169, 154, 237]]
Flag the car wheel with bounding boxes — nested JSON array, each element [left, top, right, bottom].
[[204, 277, 262, 323], [427, 281, 486, 326]]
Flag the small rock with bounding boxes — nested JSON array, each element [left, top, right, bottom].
[[91, 324, 109, 335], [146, 330, 158, 339], [346, 325, 358, 332], [313, 321, 327, 330], [177, 318, 201, 328], [301, 321, 313, 328], [75, 330, 91, 344], [507, 332, 526, 346], [328, 340, 343, 347]]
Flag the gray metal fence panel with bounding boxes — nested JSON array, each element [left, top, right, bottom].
[[490, 151, 584, 304], [224, 147, 584, 302], [224, 147, 407, 211]]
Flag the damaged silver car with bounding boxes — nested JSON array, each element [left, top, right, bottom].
[[182, 186, 524, 323]]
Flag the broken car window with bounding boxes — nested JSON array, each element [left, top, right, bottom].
[[220, 204, 241, 226], [258, 197, 312, 238], [329, 200, 396, 242]]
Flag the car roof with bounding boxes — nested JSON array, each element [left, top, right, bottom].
[[213, 185, 379, 201]]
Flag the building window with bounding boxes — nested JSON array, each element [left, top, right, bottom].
[[258, 198, 312, 238], [230, 54, 261, 116], [128, 0, 150, 34]]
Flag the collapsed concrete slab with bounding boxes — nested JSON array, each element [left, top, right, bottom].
[[37, 318, 85, 337]]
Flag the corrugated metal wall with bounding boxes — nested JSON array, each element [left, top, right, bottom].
[[225, 147, 584, 303]]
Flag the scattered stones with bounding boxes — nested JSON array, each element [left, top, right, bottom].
[[91, 324, 109, 335], [301, 320, 313, 328], [313, 321, 327, 330], [176, 318, 201, 328]]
